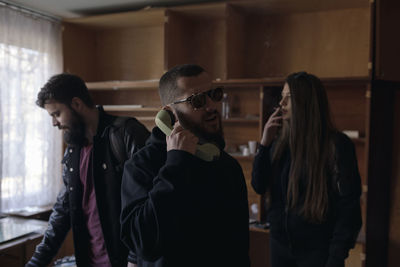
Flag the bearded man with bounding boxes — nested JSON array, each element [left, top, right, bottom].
[[27, 73, 149, 267], [120, 64, 250, 267]]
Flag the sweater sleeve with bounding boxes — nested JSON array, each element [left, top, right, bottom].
[[326, 136, 362, 266], [236, 161, 251, 267], [120, 149, 201, 261], [251, 144, 273, 195]]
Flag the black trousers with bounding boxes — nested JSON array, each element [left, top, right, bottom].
[[269, 237, 332, 267]]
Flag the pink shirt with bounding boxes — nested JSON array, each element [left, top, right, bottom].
[[80, 144, 112, 267]]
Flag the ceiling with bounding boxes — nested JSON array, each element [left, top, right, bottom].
[[2, 0, 217, 19]]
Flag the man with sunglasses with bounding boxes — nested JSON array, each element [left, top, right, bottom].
[[120, 64, 250, 267]]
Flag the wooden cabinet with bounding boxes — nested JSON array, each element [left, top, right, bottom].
[[62, 1, 400, 266], [0, 217, 74, 267]]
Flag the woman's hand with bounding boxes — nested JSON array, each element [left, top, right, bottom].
[[261, 107, 283, 146]]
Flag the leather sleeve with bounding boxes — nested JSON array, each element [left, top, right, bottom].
[[25, 179, 71, 267], [123, 118, 150, 158]]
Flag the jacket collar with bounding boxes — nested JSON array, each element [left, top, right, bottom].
[[62, 106, 113, 163], [95, 105, 114, 139]]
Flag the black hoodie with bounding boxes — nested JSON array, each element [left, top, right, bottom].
[[251, 132, 362, 266], [120, 127, 250, 267]]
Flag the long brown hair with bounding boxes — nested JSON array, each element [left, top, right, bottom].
[[273, 72, 336, 223]]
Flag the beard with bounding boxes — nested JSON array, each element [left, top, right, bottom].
[[61, 107, 87, 147], [175, 109, 225, 149]]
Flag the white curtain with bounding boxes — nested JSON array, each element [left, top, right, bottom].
[[0, 3, 63, 212]]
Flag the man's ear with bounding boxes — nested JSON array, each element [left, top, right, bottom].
[[163, 105, 177, 124], [70, 97, 84, 112]]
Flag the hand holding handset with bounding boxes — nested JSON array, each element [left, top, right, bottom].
[[155, 109, 220, 161]]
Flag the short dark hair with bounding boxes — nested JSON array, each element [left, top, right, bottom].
[[36, 73, 94, 108], [159, 64, 205, 105]]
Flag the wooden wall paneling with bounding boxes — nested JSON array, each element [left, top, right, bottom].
[[365, 81, 396, 267], [241, 13, 279, 78], [95, 25, 165, 81], [0, 245, 24, 266], [361, 84, 372, 261], [185, 17, 226, 80], [258, 86, 264, 140], [64, 9, 166, 82], [62, 24, 97, 81], [165, 11, 192, 71], [226, 4, 245, 79], [249, 229, 270, 267], [325, 85, 367, 135], [387, 88, 400, 267], [242, 7, 370, 78], [363, 83, 371, 186], [90, 89, 160, 107], [165, 5, 227, 79], [375, 0, 400, 81], [368, 1, 375, 80]]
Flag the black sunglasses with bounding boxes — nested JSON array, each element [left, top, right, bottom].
[[172, 87, 224, 109]]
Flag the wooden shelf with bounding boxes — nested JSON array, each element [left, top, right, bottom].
[[136, 116, 156, 122], [249, 225, 270, 234], [230, 153, 256, 160], [214, 78, 285, 87], [214, 76, 370, 87], [223, 117, 259, 123], [87, 77, 369, 91], [352, 137, 366, 145], [103, 105, 160, 112], [86, 80, 159, 90]]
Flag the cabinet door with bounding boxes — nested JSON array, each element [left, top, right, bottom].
[[375, 0, 400, 81]]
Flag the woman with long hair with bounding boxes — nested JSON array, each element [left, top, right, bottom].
[[252, 72, 362, 267]]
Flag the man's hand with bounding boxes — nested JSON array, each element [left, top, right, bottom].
[[166, 121, 198, 155], [127, 262, 137, 267]]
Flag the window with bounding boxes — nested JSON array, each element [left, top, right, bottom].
[[0, 4, 63, 212]]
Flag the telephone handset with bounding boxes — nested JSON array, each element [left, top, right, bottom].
[[155, 109, 220, 161]]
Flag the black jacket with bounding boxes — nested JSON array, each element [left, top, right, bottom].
[[27, 107, 150, 267], [252, 132, 362, 266], [120, 127, 250, 267]]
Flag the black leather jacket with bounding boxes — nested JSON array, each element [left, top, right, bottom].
[[26, 107, 150, 267]]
